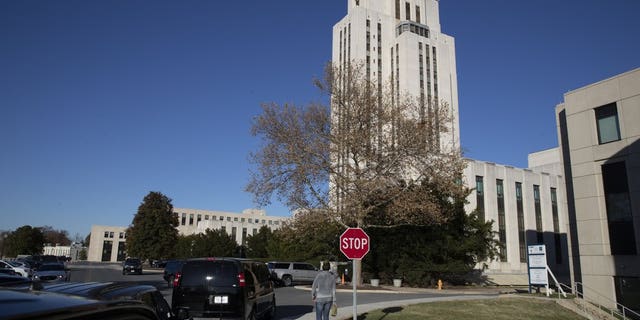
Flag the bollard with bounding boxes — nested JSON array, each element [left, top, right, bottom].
[[341, 273, 345, 285], [437, 279, 443, 290]]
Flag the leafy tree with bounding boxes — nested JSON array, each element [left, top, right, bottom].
[[126, 191, 179, 261], [246, 226, 272, 258], [40, 226, 71, 246], [173, 229, 237, 259], [83, 233, 91, 247], [4, 225, 45, 257], [78, 248, 88, 260], [248, 62, 467, 283], [266, 211, 342, 265]]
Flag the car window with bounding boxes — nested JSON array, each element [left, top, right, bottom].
[[181, 261, 238, 288], [274, 263, 290, 269], [293, 263, 315, 270], [38, 264, 64, 271], [252, 263, 270, 283]]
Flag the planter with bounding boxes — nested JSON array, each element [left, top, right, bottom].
[[370, 279, 380, 287], [393, 279, 402, 287]]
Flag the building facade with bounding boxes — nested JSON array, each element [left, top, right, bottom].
[[557, 68, 640, 310], [332, 0, 459, 150], [88, 209, 289, 262], [174, 208, 289, 246], [87, 225, 128, 262], [464, 154, 570, 285], [333, 0, 571, 284]]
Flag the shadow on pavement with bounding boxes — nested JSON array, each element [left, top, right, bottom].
[[276, 304, 313, 319]]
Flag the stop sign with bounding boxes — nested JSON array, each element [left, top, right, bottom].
[[340, 228, 370, 259]]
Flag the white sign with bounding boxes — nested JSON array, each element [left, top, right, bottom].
[[529, 268, 548, 285], [528, 254, 547, 268], [528, 245, 546, 255]]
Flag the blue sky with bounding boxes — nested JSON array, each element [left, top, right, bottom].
[[1, 1, 639, 238]]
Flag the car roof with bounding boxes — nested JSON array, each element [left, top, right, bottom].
[[43, 282, 159, 300], [0, 289, 157, 319]]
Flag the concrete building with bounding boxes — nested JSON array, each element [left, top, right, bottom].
[[332, 0, 571, 283], [332, 0, 459, 150], [88, 209, 289, 262], [557, 68, 640, 311], [174, 208, 289, 246], [87, 225, 128, 262]]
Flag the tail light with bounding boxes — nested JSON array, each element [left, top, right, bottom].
[[173, 272, 181, 287], [238, 272, 246, 287]]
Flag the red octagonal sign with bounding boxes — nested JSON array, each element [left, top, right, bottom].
[[340, 228, 370, 260]]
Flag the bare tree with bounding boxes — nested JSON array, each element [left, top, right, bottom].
[[249, 62, 465, 227], [248, 62, 467, 283]]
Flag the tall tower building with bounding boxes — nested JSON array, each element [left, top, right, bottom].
[[332, 0, 460, 150]]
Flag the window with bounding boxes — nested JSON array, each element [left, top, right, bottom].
[[189, 214, 194, 225], [405, 2, 411, 21], [227, 217, 231, 222], [181, 213, 186, 225], [476, 176, 485, 221], [416, 5, 421, 23], [234, 217, 238, 222], [551, 188, 562, 264], [496, 179, 506, 260], [602, 161, 636, 255], [241, 218, 245, 223], [534, 185, 543, 243], [119, 232, 124, 239], [109, 231, 114, 238], [204, 215, 209, 220], [231, 227, 237, 239], [395, 0, 400, 19], [516, 182, 526, 262], [197, 214, 201, 223], [104, 231, 109, 238], [595, 103, 620, 144]]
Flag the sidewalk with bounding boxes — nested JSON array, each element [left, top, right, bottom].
[[295, 284, 510, 320]]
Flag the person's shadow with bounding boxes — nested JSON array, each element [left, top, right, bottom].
[[274, 304, 313, 319], [356, 306, 403, 319]]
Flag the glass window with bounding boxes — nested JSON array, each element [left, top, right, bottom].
[[476, 176, 484, 222], [534, 185, 543, 243], [496, 179, 506, 260], [405, 2, 410, 21], [602, 161, 636, 255], [595, 103, 621, 144], [416, 5, 421, 23], [189, 214, 194, 225], [395, 0, 400, 19], [516, 182, 526, 262]]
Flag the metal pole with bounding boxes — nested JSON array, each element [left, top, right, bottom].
[[352, 259, 357, 320]]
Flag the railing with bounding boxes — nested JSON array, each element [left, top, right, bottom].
[[557, 282, 640, 320]]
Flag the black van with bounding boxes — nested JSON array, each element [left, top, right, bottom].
[[171, 258, 275, 320]]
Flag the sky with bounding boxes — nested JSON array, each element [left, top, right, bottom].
[[1, 1, 639, 238]]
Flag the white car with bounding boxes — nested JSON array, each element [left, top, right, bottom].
[[0, 260, 31, 278]]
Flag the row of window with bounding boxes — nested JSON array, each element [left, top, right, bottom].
[[103, 231, 126, 239], [395, 0, 422, 24], [475, 177, 562, 263], [396, 22, 429, 38], [177, 212, 282, 227]]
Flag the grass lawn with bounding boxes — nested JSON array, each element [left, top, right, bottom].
[[342, 297, 584, 320]]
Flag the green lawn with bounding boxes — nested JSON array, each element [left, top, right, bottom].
[[342, 297, 584, 320]]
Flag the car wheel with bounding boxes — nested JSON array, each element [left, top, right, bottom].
[[282, 276, 292, 287]]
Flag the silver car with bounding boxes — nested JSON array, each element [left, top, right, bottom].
[[33, 263, 70, 282], [0, 260, 31, 278]]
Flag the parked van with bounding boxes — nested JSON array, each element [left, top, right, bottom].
[[172, 258, 276, 320]]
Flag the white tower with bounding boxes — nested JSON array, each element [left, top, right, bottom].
[[332, 0, 459, 150]]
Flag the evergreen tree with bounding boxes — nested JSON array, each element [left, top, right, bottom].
[[246, 226, 272, 258], [5, 225, 45, 257], [126, 191, 179, 261]]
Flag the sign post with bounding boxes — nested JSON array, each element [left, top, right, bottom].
[[527, 244, 548, 294], [340, 228, 370, 320]]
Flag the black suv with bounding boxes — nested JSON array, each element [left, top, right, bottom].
[[122, 258, 143, 275], [172, 258, 276, 320]]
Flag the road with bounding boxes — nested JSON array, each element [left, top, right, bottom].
[[68, 262, 498, 320]]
